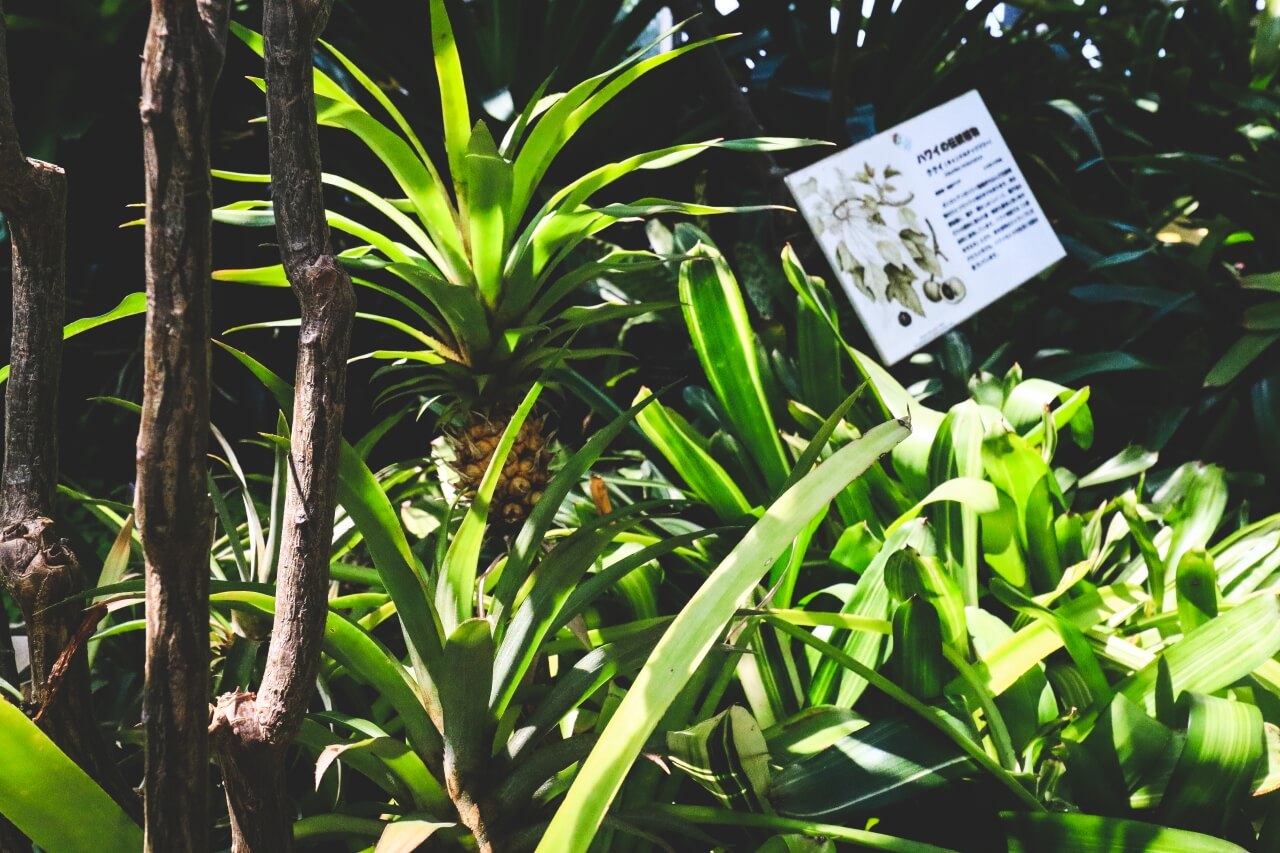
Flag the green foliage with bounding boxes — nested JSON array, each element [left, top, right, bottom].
[[13, 4, 1280, 852], [560, 236, 1280, 849], [214, 13, 822, 418], [0, 292, 145, 384], [0, 701, 142, 853], [215, 342, 904, 849], [541, 416, 909, 850]]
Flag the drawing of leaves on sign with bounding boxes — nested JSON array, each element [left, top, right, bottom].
[[836, 241, 873, 299], [886, 264, 924, 316], [901, 228, 942, 278]]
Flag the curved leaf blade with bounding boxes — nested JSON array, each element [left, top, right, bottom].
[[538, 417, 910, 851]]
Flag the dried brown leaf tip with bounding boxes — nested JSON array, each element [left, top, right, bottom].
[[590, 474, 612, 516]]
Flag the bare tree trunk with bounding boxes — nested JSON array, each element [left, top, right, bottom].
[[136, 1, 230, 850], [0, 3, 139, 835], [209, 1, 355, 849]]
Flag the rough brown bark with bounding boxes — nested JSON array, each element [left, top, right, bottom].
[[1, 1, 67, 539], [209, 1, 356, 849], [136, 1, 230, 850], [210, 691, 293, 850], [0, 3, 139, 832]]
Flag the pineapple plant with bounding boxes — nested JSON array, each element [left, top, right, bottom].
[[213, 3, 823, 527]]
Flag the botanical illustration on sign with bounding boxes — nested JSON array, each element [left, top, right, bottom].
[[793, 162, 967, 326]]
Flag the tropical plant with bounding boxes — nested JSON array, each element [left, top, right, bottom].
[[323, 0, 672, 130], [52, 332, 904, 851], [543, 234, 1280, 851], [13, 3, 1280, 851], [31, 229, 1280, 852], [629, 451, 1280, 851], [212, 3, 822, 529]]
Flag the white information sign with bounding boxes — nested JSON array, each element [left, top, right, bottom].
[[786, 90, 1065, 365]]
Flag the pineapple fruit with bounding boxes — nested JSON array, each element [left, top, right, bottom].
[[451, 413, 551, 528]]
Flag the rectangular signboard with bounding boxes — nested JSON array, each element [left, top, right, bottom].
[[786, 90, 1065, 365]]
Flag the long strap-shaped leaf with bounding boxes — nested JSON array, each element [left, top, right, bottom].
[[310, 93, 468, 281], [439, 619, 495, 802], [507, 137, 824, 297], [428, 0, 469, 203], [0, 292, 145, 385], [231, 23, 464, 273], [638, 803, 958, 852], [634, 387, 752, 522], [780, 245, 955, 489], [680, 242, 790, 493], [212, 169, 445, 270], [508, 23, 723, 218], [1115, 593, 1280, 719], [211, 590, 444, 787], [210, 200, 419, 267], [926, 401, 987, 605], [316, 37, 432, 169], [298, 721, 436, 811], [769, 715, 970, 820], [490, 511, 650, 719], [387, 262, 490, 354], [1000, 811, 1248, 852], [0, 700, 143, 853], [537, 416, 910, 852], [503, 625, 666, 764], [217, 342, 446, 678], [551, 526, 728, 636], [808, 521, 919, 707], [1158, 692, 1264, 834], [973, 582, 1145, 698], [465, 122, 512, 307], [668, 706, 772, 812]]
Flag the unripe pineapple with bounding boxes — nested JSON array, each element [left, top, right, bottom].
[[450, 413, 552, 528]]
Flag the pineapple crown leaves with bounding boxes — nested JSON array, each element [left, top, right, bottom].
[[214, 14, 827, 402]]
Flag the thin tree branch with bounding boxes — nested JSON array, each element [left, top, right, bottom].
[[1, 7, 65, 526], [252, 0, 354, 747], [210, 0, 355, 848], [0, 2, 138, 831], [136, 1, 231, 850]]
